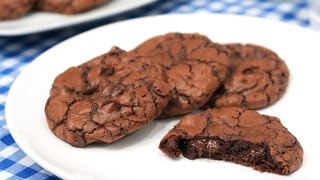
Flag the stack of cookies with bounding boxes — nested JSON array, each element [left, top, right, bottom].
[[45, 33, 303, 175], [0, 0, 108, 20]]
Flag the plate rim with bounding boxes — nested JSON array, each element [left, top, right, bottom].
[[0, 0, 157, 36], [5, 13, 320, 179]]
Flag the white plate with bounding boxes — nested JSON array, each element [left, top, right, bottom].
[[5, 14, 320, 180], [0, 0, 156, 36]]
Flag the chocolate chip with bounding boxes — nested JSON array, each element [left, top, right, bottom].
[[100, 67, 115, 76]]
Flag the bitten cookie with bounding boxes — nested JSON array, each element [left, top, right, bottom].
[[37, 0, 107, 14], [203, 44, 289, 110], [132, 33, 230, 117], [0, 0, 36, 20], [45, 47, 170, 147], [159, 107, 303, 175]]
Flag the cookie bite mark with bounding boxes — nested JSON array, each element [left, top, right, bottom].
[[159, 107, 303, 175]]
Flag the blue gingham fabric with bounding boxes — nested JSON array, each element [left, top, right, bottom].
[[0, 0, 310, 179]]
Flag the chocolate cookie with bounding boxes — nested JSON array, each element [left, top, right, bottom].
[[45, 47, 170, 147], [203, 44, 289, 110], [37, 0, 107, 14], [0, 0, 35, 20], [132, 33, 230, 117], [159, 107, 303, 175]]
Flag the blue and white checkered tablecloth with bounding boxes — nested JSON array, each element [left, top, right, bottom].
[[0, 0, 311, 179]]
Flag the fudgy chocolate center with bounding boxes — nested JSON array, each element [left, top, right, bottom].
[[179, 138, 283, 173]]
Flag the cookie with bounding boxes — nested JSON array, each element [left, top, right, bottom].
[[45, 47, 170, 147], [0, 0, 35, 20], [132, 33, 230, 117], [203, 44, 289, 110], [159, 107, 303, 175], [37, 0, 107, 14]]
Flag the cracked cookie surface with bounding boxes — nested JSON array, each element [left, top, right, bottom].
[[37, 0, 107, 14], [45, 47, 170, 147], [0, 0, 36, 20], [132, 33, 230, 117], [203, 44, 289, 110], [159, 107, 303, 175]]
